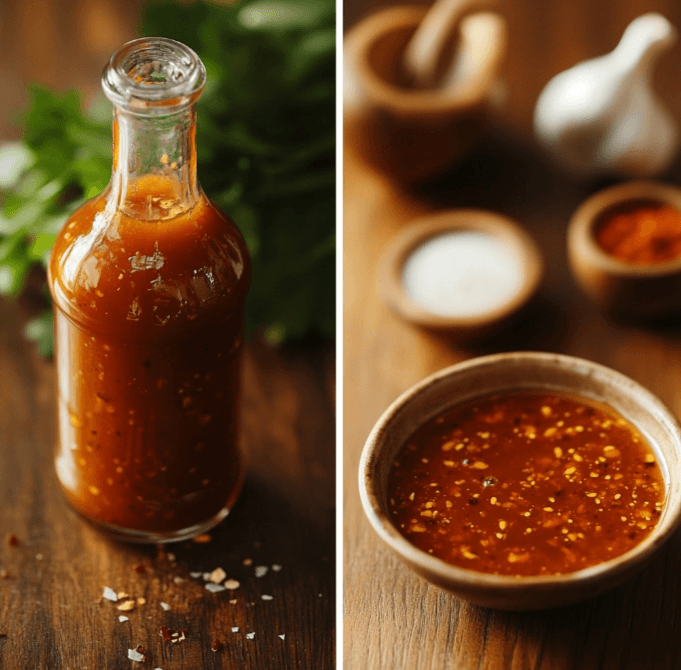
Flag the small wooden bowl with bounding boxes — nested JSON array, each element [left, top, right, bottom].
[[344, 5, 506, 183], [359, 352, 681, 611], [568, 180, 681, 318], [378, 210, 543, 338]]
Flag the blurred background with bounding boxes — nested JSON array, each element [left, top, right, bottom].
[[0, 0, 140, 141], [0, 0, 335, 353], [344, 0, 681, 138]]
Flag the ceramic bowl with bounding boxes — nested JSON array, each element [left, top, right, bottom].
[[568, 180, 681, 318], [344, 5, 506, 183], [377, 210, 543, 338], [359, 351, 681, 611]]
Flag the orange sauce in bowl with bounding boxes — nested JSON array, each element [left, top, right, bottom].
[[388, 392, 665, 576]]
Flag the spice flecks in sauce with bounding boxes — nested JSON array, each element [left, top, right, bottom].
[[388, 392, 665, 576], [49, 176, 250, 534]]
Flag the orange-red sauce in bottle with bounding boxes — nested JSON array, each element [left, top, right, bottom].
[[47, 38, 251, 542]]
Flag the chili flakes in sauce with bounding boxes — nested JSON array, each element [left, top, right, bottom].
[[388, 392, 665, 576]]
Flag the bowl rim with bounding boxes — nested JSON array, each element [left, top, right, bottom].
[[568, 179, 681, 277], [359, 351, 681, 594], [377, 209, 544, 330]]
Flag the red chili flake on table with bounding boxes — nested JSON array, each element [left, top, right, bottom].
[[7, 535, 18, 547], [388, 392, 665, 576], [133, 564, 146, 574], [211, 640, 223, 652]]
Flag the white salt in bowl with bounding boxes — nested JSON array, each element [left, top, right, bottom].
[[378, 210, 543, 337]]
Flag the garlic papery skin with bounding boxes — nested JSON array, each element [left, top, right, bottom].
[[533, 13, 679, 179]]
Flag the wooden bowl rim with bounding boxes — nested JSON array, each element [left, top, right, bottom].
[[359, 351, 681, 607], [377, 209, 544, 331], [568, 179, 681, 277]]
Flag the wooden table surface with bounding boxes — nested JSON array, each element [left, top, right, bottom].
[[0, 297, 335, 669], [343, 1, 681, 668]]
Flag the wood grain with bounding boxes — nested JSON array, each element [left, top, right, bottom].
[[0, 298, 335, 669], [343, 0, 681, 667]]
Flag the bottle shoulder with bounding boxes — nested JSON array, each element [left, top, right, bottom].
[[48, 187, 251, 339]]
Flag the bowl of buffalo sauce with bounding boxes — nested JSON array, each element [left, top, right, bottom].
[[568, 180, 681, 318], [359, 352, 681, 610]]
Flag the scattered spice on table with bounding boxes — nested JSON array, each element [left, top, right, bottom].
[[102, 586, 118, 602], [595, 201, 681, 264], [207, 567, 227, 584], [128, 647, 145, 662], [389, 391, 665, 576]]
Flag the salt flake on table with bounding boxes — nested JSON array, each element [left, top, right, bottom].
[[232, 627, 239, 633], [102, 586, 118, 602], [246, 632, 255, 640], [254, 566, 268, 578], [160, 602, 171, 611], [272, 564, 282, 572], [118, 615, 129, 623], [189, 571, 202, 579], [128, 648, 145, 662], [208, 567, 226, 584], [279, 634, 286, 640], [205, 583, 226, 593], [224, 579, 240, 590], [261, 594, 273, 600]]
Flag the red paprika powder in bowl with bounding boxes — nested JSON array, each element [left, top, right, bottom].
[[568, 180, 681, 317]]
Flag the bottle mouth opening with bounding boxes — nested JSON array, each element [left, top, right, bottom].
[[102, 37, 206, 114]]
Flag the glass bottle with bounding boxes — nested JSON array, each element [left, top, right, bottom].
[[48, 38, 251, 543]]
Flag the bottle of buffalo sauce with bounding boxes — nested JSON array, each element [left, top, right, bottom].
[[48, 38, 251, 543]]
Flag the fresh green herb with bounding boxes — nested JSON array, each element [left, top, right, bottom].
[[0, 0, 335, 354]]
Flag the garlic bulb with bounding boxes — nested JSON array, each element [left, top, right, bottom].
[[534, 13, 679, 178]]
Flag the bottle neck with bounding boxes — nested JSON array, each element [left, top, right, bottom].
[[109, 104, 200, 220]]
